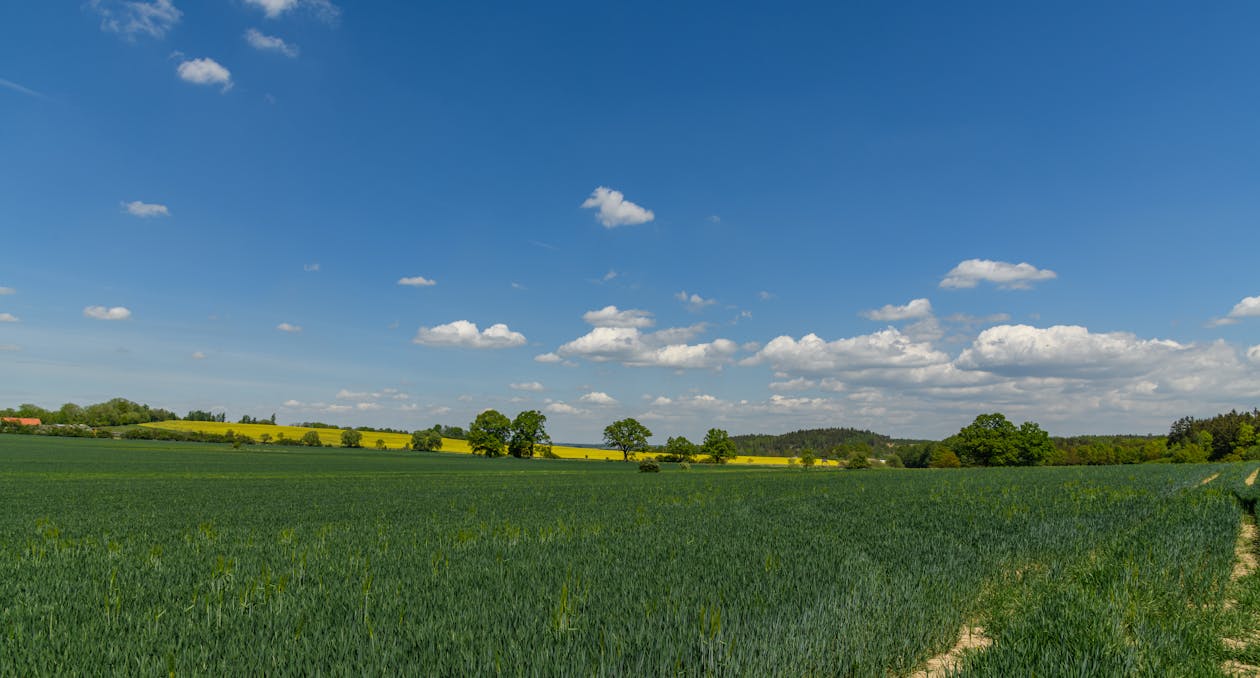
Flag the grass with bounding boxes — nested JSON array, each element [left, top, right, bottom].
[[0, 434, 1251, 675]]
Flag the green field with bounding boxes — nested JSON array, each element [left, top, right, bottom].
[[1, 435, 1258, 675]]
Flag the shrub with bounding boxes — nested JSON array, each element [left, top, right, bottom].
[[885, 453, 904, 468], [847, 450, 871, 470], [639, 459, 661, 473], [679, 461, 691, 471]]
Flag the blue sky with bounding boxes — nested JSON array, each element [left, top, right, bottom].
[[3, 1, 1260, 442]]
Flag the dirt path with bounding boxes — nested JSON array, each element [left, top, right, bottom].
[[1204, 472, 1222, 485], [910, 626, 991, 678], [1223, 515, 1260, 676], [1247, 468, 1258, 486]]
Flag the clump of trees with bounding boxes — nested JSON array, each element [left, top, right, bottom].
[[467, 410, 553, 459], [701, 428, 738, 464], [1167, 410, 1260, 462], [410, 429, 443, 451]]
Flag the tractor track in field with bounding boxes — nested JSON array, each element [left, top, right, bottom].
[[910, 625, 991, 678], [1223, 471, 1260, 676]]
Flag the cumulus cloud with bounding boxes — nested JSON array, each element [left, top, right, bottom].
[[1250, 346, 1260, 364], [676, 291, 717, 311], [940, 259, 1057, 290], [582, 305, 654, 328], [534, 352, 563, 363], [398, 276, 437, 287], [177, 58, 232, 91], [0, 313, 17, 323], [861, 298, 933, 321], [745, 328, 950, 375], [123, 200, 169, 218], [244, 28, 299, 57], [955, 324, 1187, 379], [1210, 295, 1260, 327], [244, 0, 340, 21], [413, 320, 526, 349], [84, 306, 131, 321], [510, 382, 545, 392], [90, 0, 180, 39], [545, 402, 586, 415], [579, 391, 618, 406], [276, 322, 302, 333], [581, 187, 654, 228], [557, 326, 738, 369]]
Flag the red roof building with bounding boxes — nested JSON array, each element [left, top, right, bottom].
[[1, 418, 41, 426]]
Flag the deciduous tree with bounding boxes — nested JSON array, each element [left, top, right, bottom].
[[702, 428, 737, 464], [604, 418, 652, 461], [469, 409, 512, 457]]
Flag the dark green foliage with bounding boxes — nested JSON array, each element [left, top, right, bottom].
[[929, 447, 962, 468], [798, 448, 817, 469], [0, 436, 1246, 675], [468, 410, 511, 457], [1168, 410, 1260, 461], [951, 413, 1052, 466], [340, 429, 363, 448], [846, 449, 871, 469], [731, 427, 892, 457], [410, 430, 443, 452], [300, 430, 323, 447], [638, 458, 661, 473], [0, 398, 179, 427], [884, 453, 904, 468], [702, 428, 737, 464], [509, 410, 551, 459], [603, 418, 652, 461], [659, 436, 697, 463]]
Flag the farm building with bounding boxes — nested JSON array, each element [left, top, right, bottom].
[[1, 417, 41, 426]]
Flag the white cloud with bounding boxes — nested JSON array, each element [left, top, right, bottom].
[[744, 328, 950, 375], [582, 305, 654, 328], [244, 28, 299, 57], [84, 306, 131, 321], [0, 313, 17, 323], [90, 0, 181, 39], [0, 345, 21, 352], [191, 351, 206, 359], [0, 79, 47, 99], [510, 381, 545, 392], [579, 391, 619, 406], [123, 200, 170, 218], [0, 287, 12, 295], [769, 378, 816, 391], [557, 326, 737, 369], [244, 0, 340, 21], [602, 270, 619, 282], [545, 402, 586, 415], [1250, 346, 1260, 364], [398, 276, 437, 287], [303, 263, 320, 272], [276, 322, 302, 333], [758, 291, 776, 301], [676, 290, 717, 311], [581, 187, 655, 228], [177, 58, 232, 92], [534, 352, 563, 363], [1210, 295, 1260, 327], [955, 324, 1187, 379], [356, 402, 382, 411], [944, 312, 1011, 326], [413, 320, 526, 349], [861, 298, 933, 321], [940, 259, 1057, 290]]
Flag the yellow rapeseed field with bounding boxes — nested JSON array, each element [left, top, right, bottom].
[[141, 421, 836, 466]]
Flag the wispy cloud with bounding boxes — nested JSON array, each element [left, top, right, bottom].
[[276, 322, 302, 333], [243, 0, 340, 23], [89, 0, 181, 39], [676, 290, 717, 311], [84, 306, 132, 321], [861, 298, 933, 321], [398, 276, 437, 287], [303, 263, 320, 272], [0, 313, 18, 323], [123, 200, 170, 218], [244, 28, 299, 57], [0, 78, 47, 100]]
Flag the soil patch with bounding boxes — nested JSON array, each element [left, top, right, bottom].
[[911, 626, 991, 678], [1247, 469, 1258, 487], [1204, 472, 1222, 486]]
